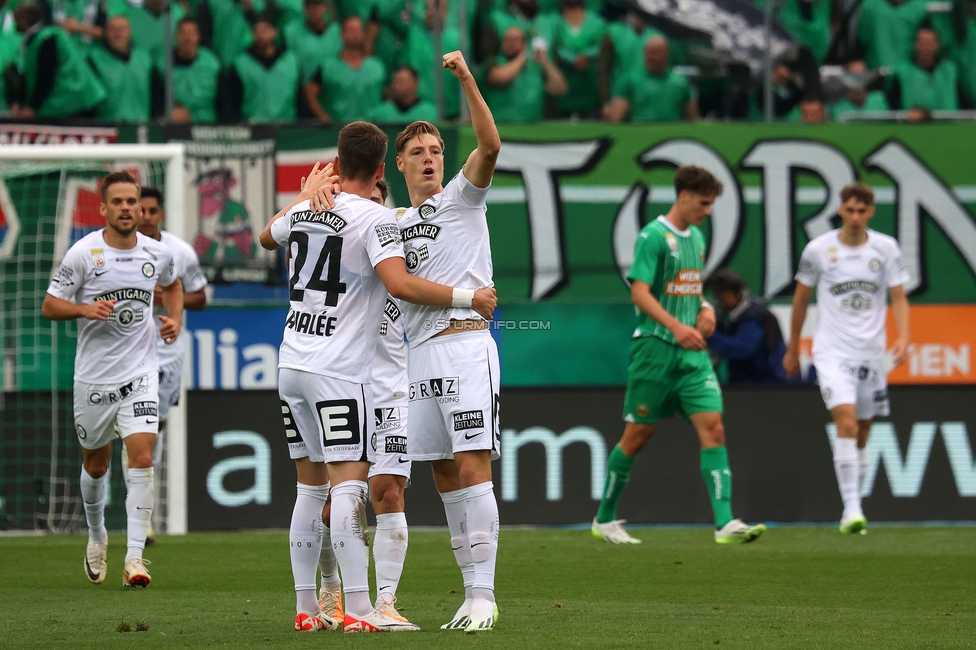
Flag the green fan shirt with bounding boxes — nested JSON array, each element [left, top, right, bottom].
[[400, 23, 460, 118], [893, 57, 960, 111], [482, 53, 546, 122], [234, 49, 299, 121], [283, 20, 341, 83], [170, 46, 221, 122], [207, 0, 266, 65], [829, 90, 890, 120], [124, 2, 186, 65], [315, 55, 385, 122], [547, 10, 606, 115], [368, 98, 437, 123], [612, 64, 691, 122], [23, 26, 107, 117], [87, 44, 155, 121], [628, 216, 706, 346]]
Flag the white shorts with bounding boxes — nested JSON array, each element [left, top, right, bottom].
[[407, 330, 500, 462], [278, 368, 374, 464], [157, 357, 183, 423], [73, 372, 159, 450], [814, 353, 890, 420], [368, 402, 411, 480]]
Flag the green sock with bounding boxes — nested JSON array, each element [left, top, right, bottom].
[[596, 444, 636, 524], [700, 446, 734, 529]]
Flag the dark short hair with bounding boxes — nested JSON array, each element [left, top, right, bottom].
[[840, 182, 874, 205], [394, 66, 419, 82], [101, 170, 140, 201], [704, 268, 746, 297], [674, 165, 723, 197], [141, 186, 163, 205], [338, 122, 387, 182], [14, 1, 43, 27], [374, 178, 390, 203]]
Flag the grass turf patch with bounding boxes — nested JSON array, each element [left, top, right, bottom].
[[1, 527, 973, 648]]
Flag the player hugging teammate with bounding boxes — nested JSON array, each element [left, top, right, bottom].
[[260, 49, 502, 635]]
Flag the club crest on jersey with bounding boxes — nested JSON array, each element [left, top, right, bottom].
[[394, 208, 407, 222], [404, 243, 429, 273], [142, 262, 155, 278], [664, 233, 679, 258], [869, 258, 881, 272], [112, 306, 144, 327], [91, 249, 105, 268], [827, 247, 838, 263], [419, 204, 436, 220]]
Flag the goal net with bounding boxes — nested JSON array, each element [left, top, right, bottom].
[[0, 144, 188, 536]]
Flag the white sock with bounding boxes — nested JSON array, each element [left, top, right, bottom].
[[374, 512, 408, 604], [121, 442, 131, 492], [464, 481, 499, 603], [80, 468, 108, 543], [440, 488, 474, 600], [291, 483, 328, 615], [857, 446, 869, 497], [125, 467, 154, 562], [330, 480, 371, 618], [319, 524, 340, 590], [152, 427, 165, 470], [833, 437, 861, 519]]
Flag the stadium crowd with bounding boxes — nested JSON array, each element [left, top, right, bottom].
[[1, 0, 975, 124]]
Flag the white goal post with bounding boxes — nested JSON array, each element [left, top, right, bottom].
[[0, 143, 189, 535]]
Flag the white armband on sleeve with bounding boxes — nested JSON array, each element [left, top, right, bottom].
[[451, 288, 474, 309]]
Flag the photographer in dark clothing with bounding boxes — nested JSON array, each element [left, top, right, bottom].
[[705, 269, 787, 383]]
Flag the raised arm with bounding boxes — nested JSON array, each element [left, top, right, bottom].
[[783, 282, 814, 378], [444, 51, 501, 189]]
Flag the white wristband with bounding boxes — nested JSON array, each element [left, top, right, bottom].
[[451, 288, 475, 309], [700, 300, 714, 311]]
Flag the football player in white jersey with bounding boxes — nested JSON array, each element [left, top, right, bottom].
[[784, 182, 911, 534], [259, 123, 496, 634], [315, 179, 417, 629], [42, 170, 184, 588], [392, 50, 502, 632], [118, 187, 208, 542]]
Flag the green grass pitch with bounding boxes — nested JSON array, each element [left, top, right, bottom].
[[2, 526, 974, 648]]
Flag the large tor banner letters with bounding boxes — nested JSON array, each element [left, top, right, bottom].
[[480, 123, 976, 305]]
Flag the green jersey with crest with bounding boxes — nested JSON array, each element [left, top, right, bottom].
[[628, 215, 706, 345]]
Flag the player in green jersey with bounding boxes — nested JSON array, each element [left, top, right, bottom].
[[592, 166, 767, 545]]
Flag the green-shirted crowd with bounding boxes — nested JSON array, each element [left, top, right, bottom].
[[1, 0, 975, 123]]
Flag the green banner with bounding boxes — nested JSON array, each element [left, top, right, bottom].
[[472, 123, 976, 385]]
